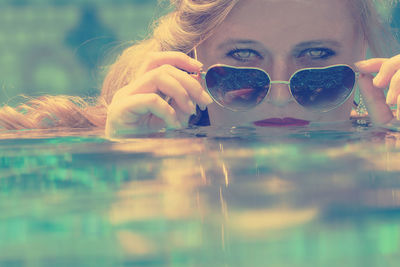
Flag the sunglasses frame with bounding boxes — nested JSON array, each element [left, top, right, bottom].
[[193, 46, 359, 112], [199, 64, 359, 112]]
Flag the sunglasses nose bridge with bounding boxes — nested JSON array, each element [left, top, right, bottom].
[[269, 81, 290, 85], [265, 80, 295, 105]]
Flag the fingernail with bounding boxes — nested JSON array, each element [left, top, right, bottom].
[[354, 60, 366, 66], [200, 91, 213, 104], [373, 75, 382, 87], [188, 100, 196, 114], [354, 61, 366, 70], [199, 104, 207, 111]]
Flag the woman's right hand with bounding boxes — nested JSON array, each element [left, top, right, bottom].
[[105, 51, 213, 138]]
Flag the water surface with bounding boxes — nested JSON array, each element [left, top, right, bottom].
[[1, 122, 400, 266]]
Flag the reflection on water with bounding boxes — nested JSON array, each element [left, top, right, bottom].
[[1, 121, 400, 266]]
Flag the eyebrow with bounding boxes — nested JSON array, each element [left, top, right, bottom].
[[217, 39, 261, 50], [293, 40, 342, 51], [217, 38, 342, 51]]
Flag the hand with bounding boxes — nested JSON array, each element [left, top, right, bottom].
[[355, 55, 400, 126], [105, 51, 213, 138]]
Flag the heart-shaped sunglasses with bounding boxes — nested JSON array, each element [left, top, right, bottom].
[[198, 64, 359, 112]]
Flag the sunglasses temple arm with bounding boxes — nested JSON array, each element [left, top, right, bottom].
[[193, 46, 198, 61]]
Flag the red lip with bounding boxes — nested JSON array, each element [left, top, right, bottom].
[[253, 117, 310, 127]]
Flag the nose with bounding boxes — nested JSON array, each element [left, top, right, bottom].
[[265, 61, 294, 107]]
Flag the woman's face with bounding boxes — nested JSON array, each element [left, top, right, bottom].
[[196, 0, 367, 127]]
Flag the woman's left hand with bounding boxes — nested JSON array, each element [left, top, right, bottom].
[[355, 55, 400, 125]]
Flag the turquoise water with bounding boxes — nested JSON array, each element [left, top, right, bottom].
[[1, 122, 400, 266]]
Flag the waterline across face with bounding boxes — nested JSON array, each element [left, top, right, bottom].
[[196, 0, 366, 127]]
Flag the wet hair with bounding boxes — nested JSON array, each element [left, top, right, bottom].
[[0, 0, 397, 130]]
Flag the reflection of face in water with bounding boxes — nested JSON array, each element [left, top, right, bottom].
[[105, 129, 400, 263], [108, 141, 316, 258], [197, 0, 366, 126]]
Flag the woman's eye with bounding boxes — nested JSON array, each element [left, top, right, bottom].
[[299, 48, 335, 60], [227, 49, 262, 62]]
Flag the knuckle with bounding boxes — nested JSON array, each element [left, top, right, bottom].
[[142, 52, 164, 69], [392, 73, 400, 84], [110, 86, 132, 103], [146, 93, 162, 105], [154, 71, 170, 84]]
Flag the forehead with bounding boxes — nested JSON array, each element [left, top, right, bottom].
[[204, 0, 358, 51]]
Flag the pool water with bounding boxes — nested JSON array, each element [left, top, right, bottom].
[[1, 121, 400, 266]]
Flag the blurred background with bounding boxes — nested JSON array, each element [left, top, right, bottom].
[[0, 0, 399, 105], [0, 0, 163, 104]]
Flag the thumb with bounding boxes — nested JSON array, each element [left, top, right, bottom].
[[357, 73, 393, 125]]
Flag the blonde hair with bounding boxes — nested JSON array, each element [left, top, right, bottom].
[[0, 0, 397, 130]]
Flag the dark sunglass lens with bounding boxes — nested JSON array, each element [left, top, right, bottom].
[[205, 66, 270, 110], [290, 66, 355, 111]]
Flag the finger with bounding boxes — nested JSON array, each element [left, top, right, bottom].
[[139, 51, 203, 75], [355, 58, 387, 73], [115, 93, 181, 129], [386, 68, 400, 105], [170, 98, 192, 128], [397, 94, 400, 120], [358, 73, 394, 125], [133, 66, 197, 114], [355, 58, 387, 88], [164, 65, 213, 106], [374, 55, 400, 89]]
